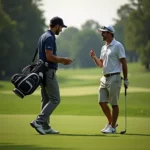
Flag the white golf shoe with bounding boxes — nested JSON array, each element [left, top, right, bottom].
[[102, 125, 116, 134], [101, 124, 111, 133], [44, 128, 59, 134], [101, 123, 118, 133], [30, 120, 46, 135]]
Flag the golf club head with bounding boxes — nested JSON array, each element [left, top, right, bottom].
[[120, 130, 126, 134]]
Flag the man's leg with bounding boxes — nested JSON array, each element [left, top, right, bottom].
[[99, 87, 112, 131], [112, 105, 119, 128], [99, 76, 113, 132], [36, 69, 60, 124], [40, 84, 50, 129], [99, 102, 112, 124], [108, 75, 122, 131], [30, 69, 60, 134]]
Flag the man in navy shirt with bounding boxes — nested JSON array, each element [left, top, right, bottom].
[[30, 16, 73, 135]]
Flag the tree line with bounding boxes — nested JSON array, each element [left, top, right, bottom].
[[0, 0, 150, 80]]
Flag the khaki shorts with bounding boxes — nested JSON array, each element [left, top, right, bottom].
[[98, 74, 122, 105]]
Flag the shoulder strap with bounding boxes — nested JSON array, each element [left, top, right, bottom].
[[32, 48, 38, 62]]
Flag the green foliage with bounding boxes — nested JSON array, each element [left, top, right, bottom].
[[81, 19, 101, 30], [57, 28, 103, 68], [114, 4, 134, 45], [57, 27, 80, 68], [0, 0, 45, 79], [116, 4, 134, 20], [124, 0, 150, 69], [0, 1, 23, 78], [114, 3, 139, 62], [1, 0, 149, 79], [56, 20, 103, 68], [76, 29, 103, 68]]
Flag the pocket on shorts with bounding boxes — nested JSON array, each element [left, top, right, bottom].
[[100, 76, 106, 88], [115, 75, 122, 88]]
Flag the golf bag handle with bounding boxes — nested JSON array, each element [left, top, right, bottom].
[[32, 48, 38, 62]]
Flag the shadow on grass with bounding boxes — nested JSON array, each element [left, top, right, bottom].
[[115, 132, 150, 136], [59, 133, 119, 137], [0, 143, 72, 150], [59, 133, 150, 137], [124, 133, 150, 136]]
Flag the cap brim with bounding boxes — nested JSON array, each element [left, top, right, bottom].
[[98, 29, 108, 32], [63, 25, 67, 28], [98, 29, 114, 34]]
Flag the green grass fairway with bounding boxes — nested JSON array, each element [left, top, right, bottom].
[[0, 92, 150, 117], [0, 62, 150, 150], [0, 115, 150, 150]]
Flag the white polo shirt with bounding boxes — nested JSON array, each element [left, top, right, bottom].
[[100, 39, 126, 75]]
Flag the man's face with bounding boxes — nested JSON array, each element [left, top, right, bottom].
[[55, 25, 63, 35], [101, 31, 109, 41]]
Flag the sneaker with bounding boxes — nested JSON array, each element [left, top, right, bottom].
[[30, 120, 46, 135], [101, 124, 111, 133], [101, 123, 118, 133], [43, 128, 59, 134], [103, 125, 116, 134]]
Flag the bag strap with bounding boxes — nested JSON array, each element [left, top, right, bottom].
[[32, 48, 38, 62]]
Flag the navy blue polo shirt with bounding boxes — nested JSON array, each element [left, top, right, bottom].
[[38, 30, 58, 70]]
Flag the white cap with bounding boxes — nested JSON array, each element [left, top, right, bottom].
[[98, 25, 115, 34]]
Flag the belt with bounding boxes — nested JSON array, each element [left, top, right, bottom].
[[104, 72, 120, 78]]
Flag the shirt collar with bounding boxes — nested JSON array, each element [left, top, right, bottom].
[[109, 38, 116, 46], [105, 38, 116, 47], [48, 30, 56, 40]]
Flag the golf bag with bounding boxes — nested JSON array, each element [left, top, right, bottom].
[[11, 59, 46, 99], [11, 48, 47, 99]]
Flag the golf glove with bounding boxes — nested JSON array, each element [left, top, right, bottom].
[[124, 79, 129, 89]]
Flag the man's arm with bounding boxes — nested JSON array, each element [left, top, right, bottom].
[[120, 58, 128, 79], [92, 56, 103, 68], [44, 36, 72, 65], [89, 49, 103, 68], [45, 50, 72, 65]]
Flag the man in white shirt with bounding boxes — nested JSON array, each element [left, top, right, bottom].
[[89, 25, 129, 134]]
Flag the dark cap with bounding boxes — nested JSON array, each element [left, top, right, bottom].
[[50, 16, 67, 28]]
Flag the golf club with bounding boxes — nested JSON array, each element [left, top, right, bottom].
[[120, 87, 127, 134]]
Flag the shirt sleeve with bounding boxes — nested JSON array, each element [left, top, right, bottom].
[[100, 46, 104, 60], [117, 43, 126, 59], [45, 36, 54, 51]]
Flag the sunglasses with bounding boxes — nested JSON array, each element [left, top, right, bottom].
[[101, 26, 113, 33]]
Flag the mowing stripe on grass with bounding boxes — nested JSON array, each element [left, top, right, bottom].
[[1, 86, 150, 96]]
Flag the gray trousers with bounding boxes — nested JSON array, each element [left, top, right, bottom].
[[36, 68, 60, 129]]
